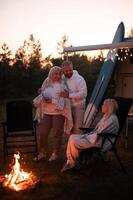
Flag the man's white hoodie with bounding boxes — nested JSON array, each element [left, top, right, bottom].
[[65, 70, 87, 107]]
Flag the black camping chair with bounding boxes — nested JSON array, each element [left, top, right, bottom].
[[79, 97, 133, 173], [1, 100, 38, 160]]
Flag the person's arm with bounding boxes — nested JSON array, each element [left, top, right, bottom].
[[69, 77, 87, 100], [59, 90, 69, 98], [60, 77, 87, 99], [96, 115, 118, 134]]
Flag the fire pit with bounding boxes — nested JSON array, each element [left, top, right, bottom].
[[0, 153, 40, 192]]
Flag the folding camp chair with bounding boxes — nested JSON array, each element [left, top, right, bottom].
[[1, 100, 38, 160], [79, 97, 133, 173]]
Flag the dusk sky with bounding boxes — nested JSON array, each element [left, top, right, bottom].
[[0, 0, 133, 57]]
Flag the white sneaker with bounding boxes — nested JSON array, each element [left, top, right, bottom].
[[48, 153, 58, 162], [34, 153, 46, 161]]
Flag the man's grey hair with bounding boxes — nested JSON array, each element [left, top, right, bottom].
[[61, 60, 73, 67]]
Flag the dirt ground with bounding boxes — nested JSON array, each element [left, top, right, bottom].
[[0, 123, 133, 200]]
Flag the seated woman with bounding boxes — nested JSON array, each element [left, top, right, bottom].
[[61, 98, 119, 172]]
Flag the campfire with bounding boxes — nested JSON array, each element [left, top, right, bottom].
[[0, 153, 38, 191]]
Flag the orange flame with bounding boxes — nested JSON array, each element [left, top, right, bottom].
[[3, 153, 37, 191]]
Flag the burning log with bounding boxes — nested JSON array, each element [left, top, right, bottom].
[[0, 153, 40, 192]]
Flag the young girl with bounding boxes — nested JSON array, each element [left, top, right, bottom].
[[61, 98, 119, 172]]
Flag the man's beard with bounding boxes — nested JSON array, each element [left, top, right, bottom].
[[65, 72, 73, 79]]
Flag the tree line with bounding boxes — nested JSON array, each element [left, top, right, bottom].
[[0, 34, 107, 103]]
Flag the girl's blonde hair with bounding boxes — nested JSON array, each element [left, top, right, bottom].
[[48, 66, 61, 80], [103, 98, 118, 116], [42, 66, 61, 89]]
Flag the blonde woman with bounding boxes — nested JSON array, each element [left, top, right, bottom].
[[61, 98, 119, 172], [33, 66, 73, 161]]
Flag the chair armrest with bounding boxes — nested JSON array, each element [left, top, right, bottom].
[[98, 133, 117, 138], [79, 127, 94, 133], [1, 122, 7, 127], [98, 133, 118, 149]]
